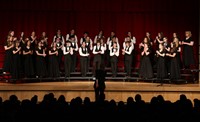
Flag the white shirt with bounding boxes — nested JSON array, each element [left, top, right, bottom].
[[94, 35, 104, 44], [108, 41, 120, 50], [70, 41, 79, 51], [53, 35, 65, 45], [110, 46, 119, 57], [92, 45, 105, 54], [124, 45, 133, 55], [80, 38, 93, 45], [106, 37, 119, 45], [66, 34, 78, 43], [101, 43, 107, 51], [123, 36, 136, 50], [62, 46, 73, 55], [79, 47, 89, 57]]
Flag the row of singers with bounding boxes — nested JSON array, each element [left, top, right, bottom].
[[3, 30, 195, 80], [3, 35, 135, 79], [3, 36, 182, 81]]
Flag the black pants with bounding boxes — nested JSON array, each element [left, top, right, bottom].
[[93, 55, 102, 76], [71, 52, 77, 72], [110, 56, 118, 76], [125, 55, 132, 76], [58, 49, 63, 71], [105, 50, 111, 67], [64, 54, 71, 77], [94, 87, 105, 102], [80, 57, 88, 76]]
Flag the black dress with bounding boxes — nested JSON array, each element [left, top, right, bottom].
[[20, 41, 26, 74], [164, 42, 171, 73], [48, 48, 60, 78], [139, 49, 154, 79], [12, 47, 21, 79], [3, 42, 13, 73], [156, 50, 167, 79], [169, 50, 180, 80], [176, 46, 182, 69], [182, 37, 195, 68], [36, 47, 47, 77], [24, 46, 34, 77]]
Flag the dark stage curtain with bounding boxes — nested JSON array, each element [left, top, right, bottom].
[[0, 0, 199, 68]]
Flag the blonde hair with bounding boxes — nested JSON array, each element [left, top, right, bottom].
[[185, 31, 192, 37], [173, 37, 179, 48]]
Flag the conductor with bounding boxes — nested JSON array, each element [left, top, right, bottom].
[[93, 69, 106, 102]]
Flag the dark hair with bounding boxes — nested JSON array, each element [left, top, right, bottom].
[[96, 69, 106, 80], [84, 31, 89, 35], [96, 40, 101, 44]]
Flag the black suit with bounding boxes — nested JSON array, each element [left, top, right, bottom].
[[93, 69, 106, 102]]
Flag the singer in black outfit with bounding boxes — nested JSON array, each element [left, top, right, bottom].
[[92, 41, 104, 76], [79, 42, 90, 77]]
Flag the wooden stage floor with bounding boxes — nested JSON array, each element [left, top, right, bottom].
[[0, 80, 200, 104]]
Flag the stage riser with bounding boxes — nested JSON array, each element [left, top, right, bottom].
[[0, 91, 199, 104]]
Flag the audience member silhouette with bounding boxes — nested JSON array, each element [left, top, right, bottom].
[[0, 93, 199, 122]]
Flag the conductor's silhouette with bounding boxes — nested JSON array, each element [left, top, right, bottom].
[[93, 69, 106, 102]]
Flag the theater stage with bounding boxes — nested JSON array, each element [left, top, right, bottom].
[[0, 80, 200, 104]]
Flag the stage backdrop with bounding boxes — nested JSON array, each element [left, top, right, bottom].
[[0, 0, 199, 69]]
